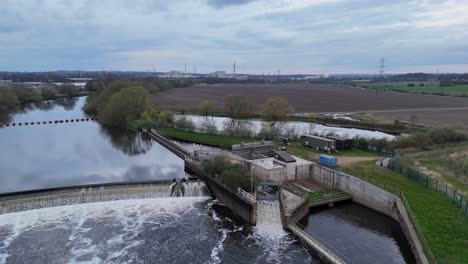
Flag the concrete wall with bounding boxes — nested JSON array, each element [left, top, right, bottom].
[[310, 163, 429, 264], [311, 164, 399, 218], [295, 163, 311, 181], [253, 164, 287, 183], [204, 176, 256, 224]]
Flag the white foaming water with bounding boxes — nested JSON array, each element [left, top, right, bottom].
[[254, 200, 297, 264], [206, 201, 243, 264], [1, 181, 209, 215], [0, 197, 209, 264]]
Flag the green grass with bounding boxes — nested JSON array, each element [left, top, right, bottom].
[[359, 82, 468, 97], [157, 128, 254, 148], [343, 161, 468, 264], [279, 141, 377, 160], [307, 189, 347, 202], [401, 145, 468, 196]]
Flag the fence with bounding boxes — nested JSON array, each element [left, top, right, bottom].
[[389, 159, 468, 216]]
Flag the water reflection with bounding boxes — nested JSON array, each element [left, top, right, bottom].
[[53, 97, 78, 110], [99, 126, 152, 156], [177, 114, 395, 140], [0, 96, 185, 194]]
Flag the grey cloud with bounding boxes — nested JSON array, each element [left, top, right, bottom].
[[207, 0, 258, 9]]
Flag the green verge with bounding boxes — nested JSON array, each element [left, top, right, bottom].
[[343, 161, 468, 264], [157, 128, 254, 148], [359, 82, 468, 97], [306, 189, 347, 202], [279, 141, 377, 159]]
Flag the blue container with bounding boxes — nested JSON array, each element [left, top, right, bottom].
[[319, 154, 337, 167]]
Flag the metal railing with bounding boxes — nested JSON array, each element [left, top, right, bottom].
[[389, 159, 468, 216], [238, 187, 255, 203]]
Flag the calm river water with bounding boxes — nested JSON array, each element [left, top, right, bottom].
[[0, 97, 319, 264], [300, 202, 415, 264]]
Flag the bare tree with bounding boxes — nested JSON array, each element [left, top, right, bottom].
[[261, 96, 294, 123], [223, 93, 255, 118], [199, 100, 217, 119]]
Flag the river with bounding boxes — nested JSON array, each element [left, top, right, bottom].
[[177, 114, 395, 140], [0, 96, 318, 264]]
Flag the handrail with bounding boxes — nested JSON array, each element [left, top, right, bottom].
[[238, 187, 255, 203], [290, 223, 355, 264]]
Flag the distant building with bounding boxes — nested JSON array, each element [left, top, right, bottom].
[[0, 80, 12, 84], [159, 71, 192, 79]]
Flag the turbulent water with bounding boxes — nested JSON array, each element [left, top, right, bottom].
[[0, 197, 319, 264]]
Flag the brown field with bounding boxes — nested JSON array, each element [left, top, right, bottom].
[[152, 83, 468, 113], [373, 109, 468, 130]]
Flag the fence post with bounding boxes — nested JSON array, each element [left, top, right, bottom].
[[465, 202, 468, 216], [445, 185, 448, 195], [425, 175, 429, 188], [453, 191, 456, 202], [460, 196, 464, 209], [435, 180, 438, 192]]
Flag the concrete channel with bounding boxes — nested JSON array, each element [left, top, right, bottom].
[[147, 129, 428, 263]]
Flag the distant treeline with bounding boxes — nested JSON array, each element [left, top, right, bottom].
[[85, 77, 193, 93], [84, 79, 188, 128], [0, 84, 87, 123]]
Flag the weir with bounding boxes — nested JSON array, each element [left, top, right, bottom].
[[0, 180, 209, 215]]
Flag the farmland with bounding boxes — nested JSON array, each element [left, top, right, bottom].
[[373, 109, 468, 130], [152, 83, 468, 113], [357, 82, 468, 97]]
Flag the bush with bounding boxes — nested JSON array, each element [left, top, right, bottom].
[[224, 120, 254, 138], [12, 85, 42, 103], [99, 86, 149, 127], [0, 86, 19, 113], [202, 154, 253, 192], [175, 116, 195, 131]]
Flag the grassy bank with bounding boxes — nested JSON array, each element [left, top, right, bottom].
[[282, 141, 375, 159], [343, 161, 468, 264], [358, 82, 468, 97], [400, 145, 468, 196], [157, 128, 254, 148]]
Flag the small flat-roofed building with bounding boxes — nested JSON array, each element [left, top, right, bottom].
[[325, 135, 353, 150], [299, 134, 336, 151], [231, 141, 274, 160], [273, 151, 296, 163]]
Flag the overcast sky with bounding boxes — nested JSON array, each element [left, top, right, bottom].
[[1, 0, 467, 74]]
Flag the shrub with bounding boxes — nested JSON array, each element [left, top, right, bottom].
[[99, 86, 149, 128], [175, 116, 195, 131]]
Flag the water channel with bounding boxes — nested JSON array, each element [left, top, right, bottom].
[[177, 114, 395, 140], [0, 97, 413, 264]]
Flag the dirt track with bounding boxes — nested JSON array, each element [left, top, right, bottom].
[[152, 83, 468, 113]]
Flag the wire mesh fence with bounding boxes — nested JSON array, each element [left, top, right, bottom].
[[389, 159, 468, 216]]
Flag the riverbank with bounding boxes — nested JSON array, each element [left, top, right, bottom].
[[166, 109, 418, 135], [343, 161, 468, 264], [158, 127, 254, 148]]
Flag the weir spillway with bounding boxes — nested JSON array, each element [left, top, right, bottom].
[[0, 181, 209, 215]]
